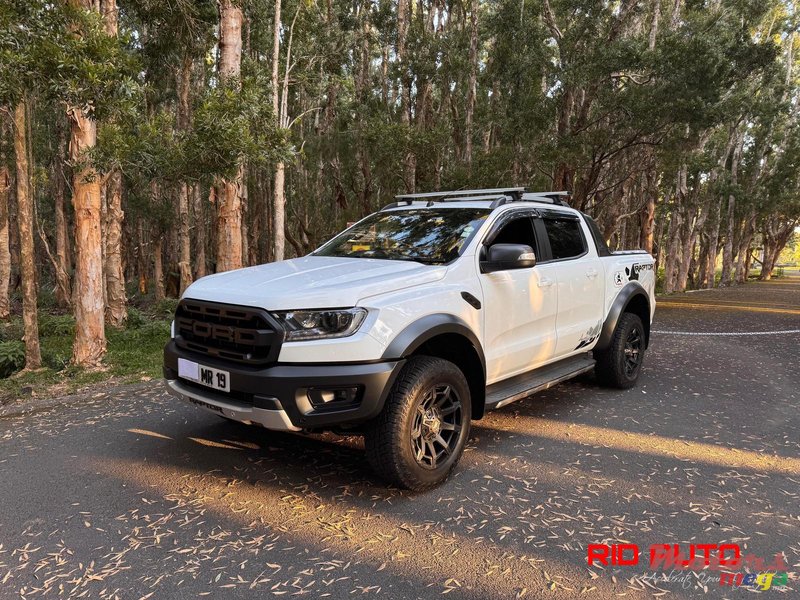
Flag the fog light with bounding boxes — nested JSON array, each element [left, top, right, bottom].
[[307, 386, 360, 408]]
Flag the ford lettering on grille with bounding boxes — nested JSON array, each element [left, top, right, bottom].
[[174, 300, 283, 365]]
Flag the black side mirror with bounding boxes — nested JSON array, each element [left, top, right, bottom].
[[481, 243, 536, 273]]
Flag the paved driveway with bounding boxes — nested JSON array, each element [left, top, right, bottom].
[[1, 275, 798, 598]]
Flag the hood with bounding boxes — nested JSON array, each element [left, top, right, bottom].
[[182, 255, 447, 310]]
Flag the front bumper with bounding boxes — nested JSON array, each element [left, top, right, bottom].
[[163, 340, 403, 431]]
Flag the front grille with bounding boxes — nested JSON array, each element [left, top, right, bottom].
[[174, 299, 283, 366]]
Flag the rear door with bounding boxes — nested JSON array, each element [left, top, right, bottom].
[[536, 211, 604, 358], [478, 211, 559, 383]]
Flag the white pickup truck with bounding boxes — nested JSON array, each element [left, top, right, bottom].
[[164, 188, 655, 490]]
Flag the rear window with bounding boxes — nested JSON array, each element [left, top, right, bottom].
[[544, 218, 586, 260]]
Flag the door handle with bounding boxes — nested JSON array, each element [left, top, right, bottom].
[[538, 277, 555, 288], [586, 268, 599, 279]]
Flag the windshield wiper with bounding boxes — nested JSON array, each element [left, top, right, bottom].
[[387, 255, 444, 265]]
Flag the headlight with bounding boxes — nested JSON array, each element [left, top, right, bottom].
[[272, 308, 367, 341]]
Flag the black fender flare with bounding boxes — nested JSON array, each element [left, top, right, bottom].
[[595, 282, 651, 351], [381, 313, 486, 374]]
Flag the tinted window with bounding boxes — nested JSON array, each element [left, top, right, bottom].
[[492, 216, 537, 248], [315, 208, 490, 264], [544, 218, 586, 260]]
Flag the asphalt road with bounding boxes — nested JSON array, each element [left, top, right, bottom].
[[1, 275, 798, 599]]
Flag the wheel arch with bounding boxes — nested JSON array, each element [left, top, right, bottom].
[[382, 314, 487, 419], [596, 283, 651, 351]]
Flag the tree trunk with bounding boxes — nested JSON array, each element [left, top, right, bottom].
[[13, 101, 42, 368], [639, 168, 657, 253], [177, 55, 194, 292], [104, 170, 126, 326], [53, 122, 71, 308], [99, 0, 125, 325], [0, 113, 11, 320], [397, 0, 415, 192], [759, 220, 797, 281], [136, 219, 147, 295], [101, 0, 118, 36], [271, 0, 286, 260], [701, 124, 737, 289], [464, 0, 478, 172], [662, 165, 687, 294], [216, 0, 244, 271], [720, 132, 743, 286], [153, 234, 165, 300], [69, 105, 106, 366], [703, 201, 722, 289], [68, 0, 106, 367], [274, 4, 301, 260], [662, 207, 682, 294], [734, 209, 755, 284], [675, 203, 698, 292], [648, 0, 661, 50], [194, 183, 207, 278], [273, 162, 286, 260], [677, 198, 707, 291]]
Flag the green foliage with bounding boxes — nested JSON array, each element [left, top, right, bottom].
[[152, 298, 179, 320], [0, 341, 25, 378], [0, 312, 171, 397], [126, 307, 146, 330], [38, 314, 75, 337], [0, 0, 139, 115]]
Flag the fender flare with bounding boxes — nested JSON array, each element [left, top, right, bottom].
[[595, 282, 651, 351], [381, 313, 486, 374]]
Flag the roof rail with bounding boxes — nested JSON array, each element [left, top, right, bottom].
[[393, 187, 525, 205], [380, 187, 572, 210], [521, 191, 571, 206], [381, 187, 525, 210]]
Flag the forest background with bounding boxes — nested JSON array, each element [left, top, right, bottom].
[[0, 0, 798, 392]]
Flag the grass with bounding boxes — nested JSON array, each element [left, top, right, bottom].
[[654, 266, 785, 295], [0, 303, 173, 402]]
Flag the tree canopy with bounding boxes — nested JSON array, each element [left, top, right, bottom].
[[0, 0, 798, 368]]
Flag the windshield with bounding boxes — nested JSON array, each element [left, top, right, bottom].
[[314, 208, 491, 264]]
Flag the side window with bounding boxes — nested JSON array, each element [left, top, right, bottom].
[[544, 218, 586, 260], [491, 216, 537, 248]]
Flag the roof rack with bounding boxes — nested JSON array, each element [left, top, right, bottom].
[[380, 187, 571, 210], [395, 187, 526, 203], [521, 191, 570, 206], [382, 187, 525, 209]]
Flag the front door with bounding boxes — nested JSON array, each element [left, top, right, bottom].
[[478, 213, 559, 384]]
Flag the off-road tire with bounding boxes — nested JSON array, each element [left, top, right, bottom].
[[594, 312, 645, 389], [364, 356, 471, 491]]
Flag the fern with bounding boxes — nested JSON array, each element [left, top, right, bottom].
[[0, 341, 25, 378]]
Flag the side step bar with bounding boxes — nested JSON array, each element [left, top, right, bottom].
[[485, 354, 595, 410]]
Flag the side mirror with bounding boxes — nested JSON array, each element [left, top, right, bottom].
[[481, 243, 536, 273]]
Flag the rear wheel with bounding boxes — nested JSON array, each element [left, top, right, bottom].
[[365, 356, 471, 491], [594, 312, 645, 389]]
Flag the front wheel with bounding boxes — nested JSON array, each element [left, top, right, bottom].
[[364, 356, 471, 491], [594, 312, 646, 389]]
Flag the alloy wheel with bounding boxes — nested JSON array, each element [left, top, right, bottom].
[[623, 327, 643, 376], [410, 384, 463, 469]]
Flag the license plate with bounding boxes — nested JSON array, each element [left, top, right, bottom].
[[178, 358, 230, 392]]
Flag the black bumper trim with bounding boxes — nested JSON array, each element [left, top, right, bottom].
[[164, 340, 404, 429]]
